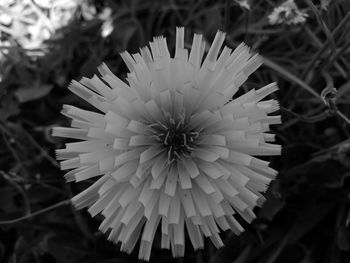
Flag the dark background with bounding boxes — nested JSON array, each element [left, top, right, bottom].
[[1, 0, 350, 262]]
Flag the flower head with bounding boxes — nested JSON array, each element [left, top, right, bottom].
[[234, 0, 251, 11], [0, 0, 81, 54], [268, 0, 308, 26], [53, 28, 281, 260]]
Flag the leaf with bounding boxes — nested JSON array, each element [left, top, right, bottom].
[[15, 82, 53, 103], [337, 225, 350, 250], [13, 235, 41, 263], [258, 193, 285, 221], [305, 0, 336, 53], [288, 202, 333, 243], [0, 93, 20, 121], [0, 185, 19, 213], [111, 19, 140, 52], [79, 55, 101, 77], [44, 233, 89, 263], [266, 202, 334, 263], [321, 0, 332, 10], [26, 185, 58, 204], [263, 56, 322, 100], [0, 242, 4, 262]]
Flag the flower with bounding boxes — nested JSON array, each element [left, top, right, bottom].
[[0, 0, 82, 54], [234, 0, 251, 11], [268, 0, 308, 26], [53, 27, 281, 260]]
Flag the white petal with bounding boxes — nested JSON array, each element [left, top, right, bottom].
[[164, 166, 178, 196], [181, 157, 200, 178], [177, 163, 192, 189], [115, 147, 146, 166], [198, 134, 226, 146], [159, 192, 171, 217], [151, 154, 168, 179], [129, 135, 155, 146], [111, 160, 138, 182], [194, 175, 216, 194], [179, 189, 196, 218], [193, 148, 220, 162], [191, 185, 212, 217], [140, 145, 164, 164], [168, 195, 181, 224]]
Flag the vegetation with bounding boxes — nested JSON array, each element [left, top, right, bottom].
[[1, 0, 350, 262]]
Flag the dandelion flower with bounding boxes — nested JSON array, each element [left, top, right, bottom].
[[53, 28, 281, 260], [268, 0, 308, 26]]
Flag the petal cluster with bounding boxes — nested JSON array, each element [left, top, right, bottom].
[[53, 27, 281, 260], [268, 0, 308, 26]]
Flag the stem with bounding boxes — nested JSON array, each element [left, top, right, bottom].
[[281, 106, 331, 123], [336, 110, 350, 126], [0, 199, 71, 225], [0, 171, 31, 215], [301, 11, 350, 79], [263, 56, 322, 101]]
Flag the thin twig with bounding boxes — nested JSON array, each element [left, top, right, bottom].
[[64, 184, 93, 239], [0, 171, 31, 215], [280, 106, 331, 123], [301, 11, 350, 79], [263, 56, 322, 100], [323, 44, 350, 72], [336, 110, 350, 126], [320, 71, 350, 126], [0, 199, 71, 225], [0, 125, 29, 176], [305, 0, 336, 52], [20, 126, 60, 168]]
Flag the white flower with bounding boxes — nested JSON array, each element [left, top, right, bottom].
[[268, 0, 308, 25], [0, 0, 80, 53], [99, 7, 113, 38], [53, 28, 281, 260], [234, 0, 251, 11]]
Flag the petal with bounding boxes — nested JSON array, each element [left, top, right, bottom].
[[193, 148, 220, 162], [140, 145, 164, 163], [181, 157, 200, 178], [177, 163, 192, 189]]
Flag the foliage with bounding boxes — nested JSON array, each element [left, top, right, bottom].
[[1, 0, 350, 262]]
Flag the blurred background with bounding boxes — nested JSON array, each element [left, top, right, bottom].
[[1, 0, 350, 262]]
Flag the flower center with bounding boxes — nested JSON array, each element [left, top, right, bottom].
[[149, 115, 200, 163]]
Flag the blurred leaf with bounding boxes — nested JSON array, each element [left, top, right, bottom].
[[0, 185, 19, 213], [44, 233, 89, 263], [0, 93, 20, 121], [266, 202, 334, 263], [337, 225, 350, 250], [111, 19, 142, 52], [0, 242, 4, 263], [289, 203, 333, 243], [259, 194, 285, 221], [15, 82, 53, 103], [263, 56, 322, 100], [79, 55, 101, 77], [321, 0, 332, 10], [305, 0, 336, 53], [13, 235, 41, 263], [26, 185, 60, 204]]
